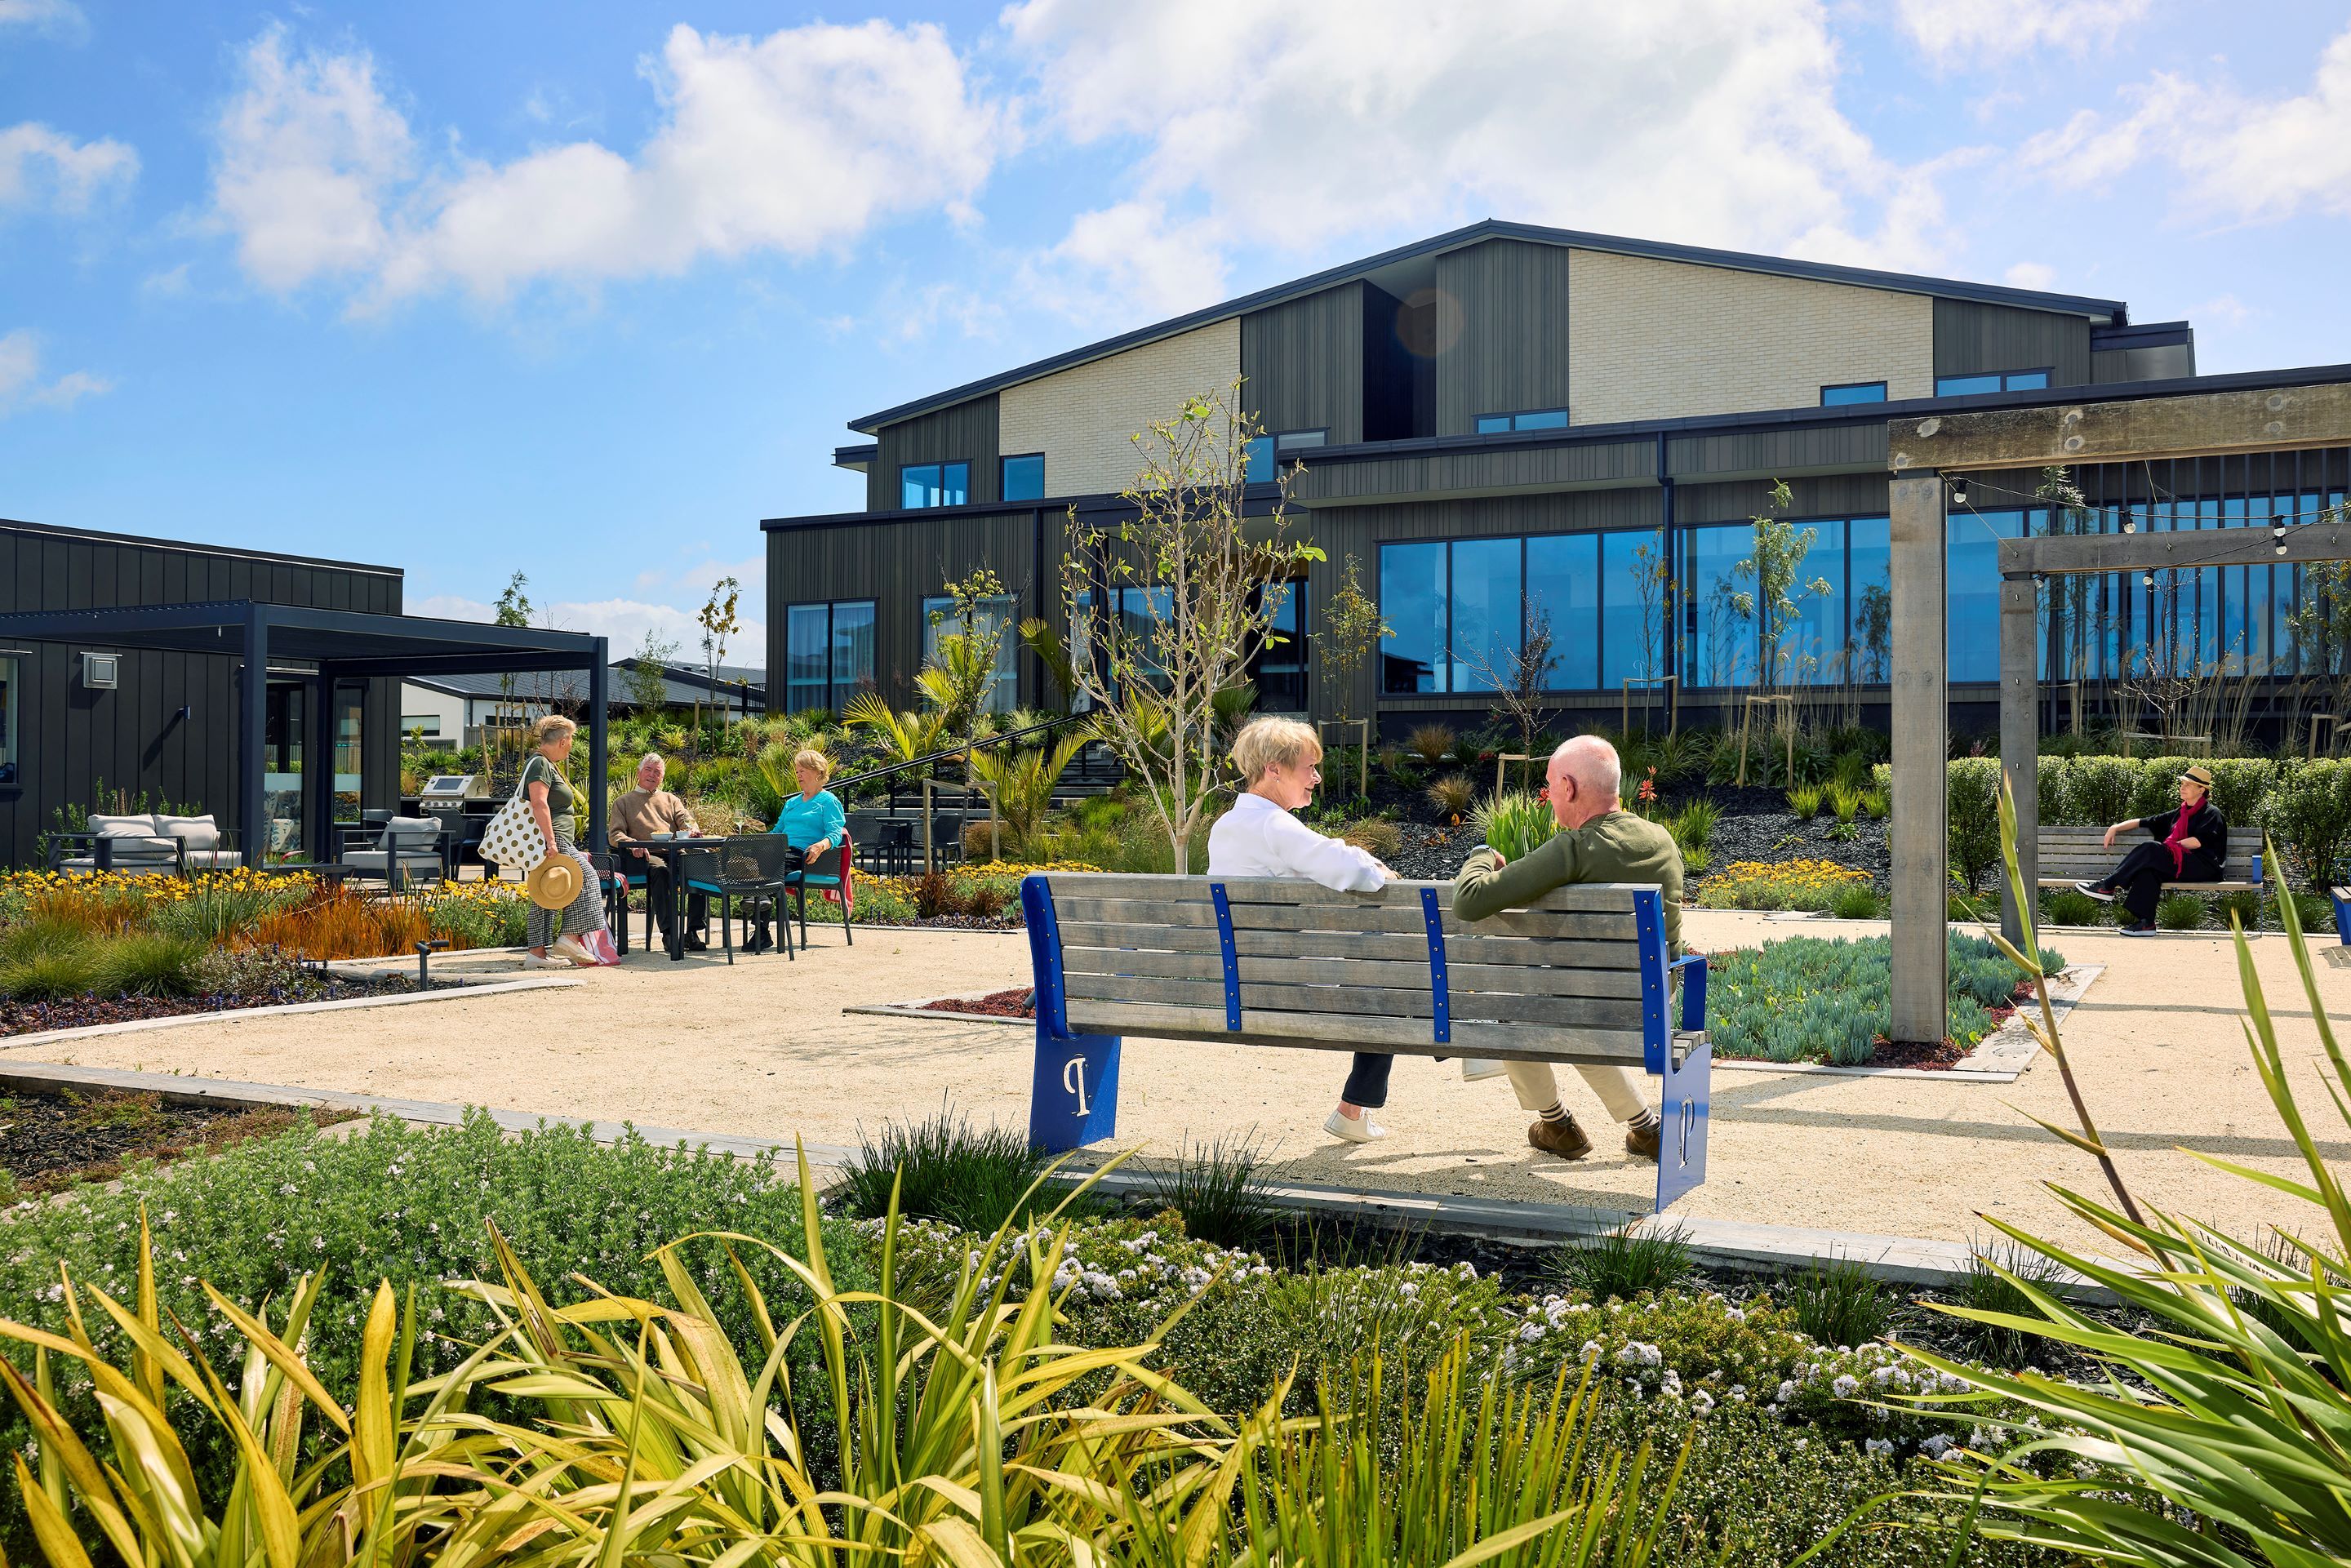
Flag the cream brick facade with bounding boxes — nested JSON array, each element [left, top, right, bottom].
[[998, 319, 1242, 498], [1566, 249, 1933, 426]]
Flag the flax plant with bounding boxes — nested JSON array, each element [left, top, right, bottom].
[[1907, 783, 2351, 1565]]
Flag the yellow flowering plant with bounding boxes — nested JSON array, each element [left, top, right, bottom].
[[1695, 857, 1872, 913]]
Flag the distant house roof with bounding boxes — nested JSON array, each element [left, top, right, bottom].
[[405, 659, 766, 711], [849, 217, 2131, 433]]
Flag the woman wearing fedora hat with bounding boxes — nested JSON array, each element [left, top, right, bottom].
[[518, 714, 611, 968], [2076, 764, 2229, 935]]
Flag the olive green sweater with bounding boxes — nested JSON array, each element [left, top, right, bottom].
[[1451, 809, 1686, 955]]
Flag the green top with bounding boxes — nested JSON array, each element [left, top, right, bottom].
[[522, 753, 576, 842], [1451, 808, 1686, 956]]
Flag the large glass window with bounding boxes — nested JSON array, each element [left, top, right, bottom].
[[1251, 580, 1309, 711], [1936, 369, 2050, 397], [332, 680, 364, 822], [1820, 382, 1887, 406], [900, 461, 970, 509], [1380, 541, 1447, 694], [1380, 530, 1662, 695], [785, 600, 875, 713], [1674, 515, 1891, 689], [1448, 538, 1522, 692], [922, 592, 1020, 713], [0, 653, 15, 784], [1001, 454, 1044, 503], [1526, 533, 1598, 691], [1601, 531, 1671, 689], [1948, 510, 2031, 682], [1847, 517, 1892, 683], [1680, 524, 1758, 689]]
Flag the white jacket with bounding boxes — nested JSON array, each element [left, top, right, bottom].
[[1205, 792, 1386, 891]]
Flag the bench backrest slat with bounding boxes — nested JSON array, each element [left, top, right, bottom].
[[1052, 919, 1642, 969], [1060, 943, 1645, 999]]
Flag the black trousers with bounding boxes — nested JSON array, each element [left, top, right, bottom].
[[642, 860, 707, 939], [1340, 1052, 1392, 1108], [2100, 842, 2211, 924]]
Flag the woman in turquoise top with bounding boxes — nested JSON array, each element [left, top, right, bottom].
[[771, 748, 846, 854]]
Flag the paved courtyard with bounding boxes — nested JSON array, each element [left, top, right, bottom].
[[12, 910, 2348, 1255]]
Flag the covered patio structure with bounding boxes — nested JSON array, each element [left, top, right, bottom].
[[0, 599, 609, 860]]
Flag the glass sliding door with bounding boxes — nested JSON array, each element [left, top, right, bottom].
[[263, 680, 307, 860]]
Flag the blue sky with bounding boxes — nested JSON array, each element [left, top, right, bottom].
[[5, 0, 2351, 664]]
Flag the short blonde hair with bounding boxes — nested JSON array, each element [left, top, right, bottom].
[[530, 714, 577, 747], [1230, 716, 1320, 785], [792, 748, 833, 780]]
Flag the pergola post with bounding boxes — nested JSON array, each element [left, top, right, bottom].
[[1888, 472, 1948, 1044], [1998, 576, 2039, 947], [587, 642, 609, 854], [238, 608, 269, 866], [308, 655, 338, 864]]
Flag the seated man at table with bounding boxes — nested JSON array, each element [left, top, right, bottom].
[[608, 753, 708, 950]]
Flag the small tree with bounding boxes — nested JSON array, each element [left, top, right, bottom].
[[1060, 382, 1322, 873], [1321, 554, 1392, 723], [922, 568, 1010, 735], [624, 629, 680, 712], [1734, 481, 1833, 693]]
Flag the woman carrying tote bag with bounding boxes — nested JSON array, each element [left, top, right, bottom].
[[513, 715, 611, 968]]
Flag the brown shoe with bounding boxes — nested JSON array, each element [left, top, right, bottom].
[[1624, 1119, 1662, 1162], [1527, 1114, 1593, 1161]]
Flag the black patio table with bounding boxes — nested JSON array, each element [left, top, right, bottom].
[[615, 835, 803, 960]]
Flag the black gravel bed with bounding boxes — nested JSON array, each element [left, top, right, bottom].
[[0, 1089, 354, 1195], [0, 972, 462, 1038], [1699, 808, 1890, 886]]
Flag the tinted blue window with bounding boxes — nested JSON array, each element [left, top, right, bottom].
[[1253, 582, 1308, 710], [1514, 409, 1568, 431], [1948, 510, 2025, 682], [1449, 538, 1522, 692], [789, 601, 874, 712], [786, 604, 829, 709], [2005, 370, 2049, 391], [1242, 436, 1273, 478], [1777, 517, 1843, 686], [1475, 415, 1511, 434], [1602, 531, 1670, 690], [830, 602, 875, 702], [900, 464, 939, 509], [1525, 534, 1598, 690], [1847, 517, 1891, 683], [1936, 373, 2002, 397], [940, 462, 969, 506], [1682, 524, 1757, 688], [1380, 543, 1446, 693], [1820, 382, 1887, 406], [1001, 454, 1044, 502]]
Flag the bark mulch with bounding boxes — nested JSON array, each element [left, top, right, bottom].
[[920, 986, 1037, 1018], [0, 973, 458, 1039], [0, 1089, 357, 1197]]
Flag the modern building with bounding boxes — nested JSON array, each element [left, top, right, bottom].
[[764, 218, 2349, 738]]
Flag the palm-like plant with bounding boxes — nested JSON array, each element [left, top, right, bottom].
[[970, 726, 1096, 857], [843, 692, 950, 869], [1908, 793, 2351, 1565]]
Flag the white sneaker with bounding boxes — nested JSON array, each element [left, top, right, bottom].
[[1460, 1059, 1509, 1082], [522, 953, 571, 971], [551, 935, 595, 966], [1324, 1108, 1389, 1144]]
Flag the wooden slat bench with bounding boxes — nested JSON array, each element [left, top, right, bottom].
[[2035, 825, 2261, 894], [1018, 873, 1713, 1211]]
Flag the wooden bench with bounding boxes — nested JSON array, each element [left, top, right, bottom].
[[2035, 825, 2261, 894], [1017, 873, 1712, 1211]]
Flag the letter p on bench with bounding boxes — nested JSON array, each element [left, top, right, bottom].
[[1020, 873, 1711, 1211]]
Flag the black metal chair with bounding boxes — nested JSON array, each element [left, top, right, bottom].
[[680, 836, 797, 964], [784, 840, 854, 950]]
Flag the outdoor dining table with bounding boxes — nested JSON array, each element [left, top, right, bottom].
[[615, 835, 804, 961]]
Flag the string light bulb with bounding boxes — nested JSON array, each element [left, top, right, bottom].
[[2121, 508, 2138, 534], [1949, 478, 1968, 508], [2142, 571, 2157, 588]]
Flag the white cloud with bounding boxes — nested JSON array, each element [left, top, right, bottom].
[[0, 121, 136, 214], [0, 328, 110, 414], [409, 589, 764, 668], [2020, 24, 2351, 225], [2003, 260, 2058, 290], [1893, 0, 2149, 65], [209, 20, 1002, 306], [1000, 0, 1955, 323], [0, 0, 85, 39]]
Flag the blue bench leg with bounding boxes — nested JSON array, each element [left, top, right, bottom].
[[1029, 1025, 1121, 1153], [1653, 1037, 1711, 1211]]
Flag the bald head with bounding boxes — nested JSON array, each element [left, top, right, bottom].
[[1546, 735, 1622, 830]]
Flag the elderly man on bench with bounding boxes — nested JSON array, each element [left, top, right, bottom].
[[1453, 735, 1680, 1163]]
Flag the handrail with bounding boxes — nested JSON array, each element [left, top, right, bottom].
[[827, 711, 1096, 794]]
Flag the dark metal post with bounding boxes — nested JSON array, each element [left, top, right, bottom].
[[238, 607, 269, 866], [308, 660, 336, 866], [1999, 575, 2039, 948], [587, 642, 609, 855]]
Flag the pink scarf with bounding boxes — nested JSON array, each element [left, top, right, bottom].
[[2164, 806, 2196, 875]]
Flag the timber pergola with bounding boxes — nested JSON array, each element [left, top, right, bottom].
[[1882, 380, 2351, 1042], [0, 600, 610, 862]]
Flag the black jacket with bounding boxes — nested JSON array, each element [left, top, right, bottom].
[[2139, 800, 2228, 880]]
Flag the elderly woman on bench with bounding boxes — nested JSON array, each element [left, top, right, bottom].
[[1208, 716, 1425, 1144], [2075, 763, 2229, 936]]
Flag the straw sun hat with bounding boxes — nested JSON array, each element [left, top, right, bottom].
[[524, 854, 582, 910]]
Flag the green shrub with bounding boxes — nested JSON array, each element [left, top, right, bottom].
[[1141, 1130, 1278, 1250], [2157, 891, 2207, 930], [91, 931, 207, 997], [1827, 781, 1862, 824], [2064, 753, 2139, 827], [1548, 1222, 1693, 1299], [1709, 932, 2059, 1064], [1786, 781, 1826, 819], [2270, 758, 2351, 883], [2207, 757, 2279, 831], [2041, 888, 2101, 926], [1780, 1257, 1892, 1349], [2129, 754, 2202, 820], [1948, 891, 1986, 923], [1944, 756, 2003, 890], [2033, 753, 2070, 825], [1670, 797, 1721, 850], [1952, 1242, 2073, 1370], [1469, 789, 1558, 861], [2282, 889, 2336, 933], [834, 1104, 1053, 1233], [2220, 888, 2261, 930], [1829, 882, 1880, 920], [0, 941, 100, 999]]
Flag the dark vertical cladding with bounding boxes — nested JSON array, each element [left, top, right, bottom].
[[869, 394, 1002, 512], [766, 510, 1039, 712], [0, 521, 404, 868], [1932, 300, 2092, 385], [1434, 238, 1573, 435], [1239, 282, 1365, 445], [1359, 282, 1420, 442]]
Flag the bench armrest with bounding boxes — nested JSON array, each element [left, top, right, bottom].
[[1670, 953, 1708, 1033]]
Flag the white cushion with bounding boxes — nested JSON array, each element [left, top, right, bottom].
[[156, 814, 220, 851], [182, 848, 244, 869], [86, 813, 176, 862], [382, 815, 441, 844], [89, 812, 165, 839]]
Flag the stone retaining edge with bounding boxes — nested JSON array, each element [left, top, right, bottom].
[[0, 974, 584, 1052]]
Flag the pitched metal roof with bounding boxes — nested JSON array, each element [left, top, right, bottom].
[[849, 218, 2131, 434]]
